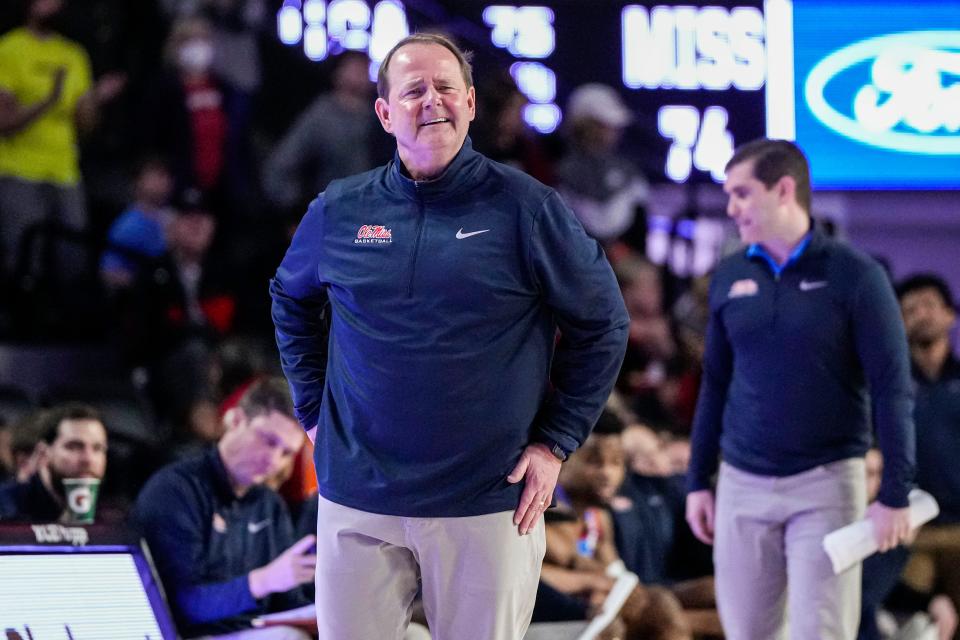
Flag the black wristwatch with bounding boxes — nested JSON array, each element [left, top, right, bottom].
[[543, 439, 569, 462]]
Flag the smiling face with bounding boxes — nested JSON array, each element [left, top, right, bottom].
[[374, 43, 475, 180], [723, 159, 789, 245]]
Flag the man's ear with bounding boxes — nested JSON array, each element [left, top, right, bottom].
[[466, 85, 476, 121], [223, 407, 245, 432], [776, 174, 797, 207], [374, 97, 393, 134]]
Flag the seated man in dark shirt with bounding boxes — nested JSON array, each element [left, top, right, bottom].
[[0, 404, 107, 522], [896, 274, 960, 630], [132, 378, 315, 639]]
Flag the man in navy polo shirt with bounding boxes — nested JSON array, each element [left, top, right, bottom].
[[132, 378, 314, 639], [685, 138, 915, 639]]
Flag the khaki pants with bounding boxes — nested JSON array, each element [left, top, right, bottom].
[[714, 459, 866, 640], [193, 623, 431, 640], [314, 495, 546, 640]]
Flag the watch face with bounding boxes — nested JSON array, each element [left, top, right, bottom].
[[551, 443, 568, 462]]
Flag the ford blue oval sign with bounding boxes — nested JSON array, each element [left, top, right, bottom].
[[771, 1, 960, 189], [804, 30, 960, 155]]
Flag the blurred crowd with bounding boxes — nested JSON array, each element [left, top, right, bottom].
[[0, 2, 957, 639]]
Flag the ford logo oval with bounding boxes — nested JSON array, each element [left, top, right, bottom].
[[804, 30, 960, 155]]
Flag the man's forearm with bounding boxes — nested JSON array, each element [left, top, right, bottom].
[[855, 264, 915, 507], [0, 95, 56, 137], [74, 91, 98, 134], [686, 361, 729, 492], [248, 565, 270, 600], [540, 321, 629, 452], [687, 311, 732, 492], [270, 278, 330, 430], [176, 575, 259, 624], [540, 563, 604, 595]]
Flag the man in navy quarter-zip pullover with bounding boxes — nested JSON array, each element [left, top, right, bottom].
[[270, 32, 628, 640], [685, 138, 915, 640]]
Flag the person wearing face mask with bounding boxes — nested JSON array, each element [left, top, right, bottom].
[[271, 32, 629, 640], [158, 0, 266, 97], [0, 0, 126, 284], [141, 15, 240, 210]]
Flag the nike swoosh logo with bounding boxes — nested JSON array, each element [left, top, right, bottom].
[[456, 228, 490, 239], [799, 280, 828, 291], [248, 519, 271, 534]]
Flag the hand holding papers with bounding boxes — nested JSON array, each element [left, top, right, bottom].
[[823, 489, 940, 575]]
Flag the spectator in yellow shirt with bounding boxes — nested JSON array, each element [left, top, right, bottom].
[[0, 0, 124, 281]]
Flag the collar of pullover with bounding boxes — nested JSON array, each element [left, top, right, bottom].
[[386, 137, 487, 204], [746, 224, 829, 276]]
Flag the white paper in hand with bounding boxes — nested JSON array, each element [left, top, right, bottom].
[[822, 489, 940, 575]]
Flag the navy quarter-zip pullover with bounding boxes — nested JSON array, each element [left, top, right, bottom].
[[270, 138, 629, 517], [688, 228, 915, 508]]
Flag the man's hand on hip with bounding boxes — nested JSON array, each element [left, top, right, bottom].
[[685, 489, 716, 545], [867, 501, 911, 552], [507, 443, 562, 536]]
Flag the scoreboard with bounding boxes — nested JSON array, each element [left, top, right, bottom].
[[273, 0, 960, 190]]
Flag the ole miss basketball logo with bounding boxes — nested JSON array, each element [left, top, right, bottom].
[[355, 225, 393, 245]]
